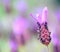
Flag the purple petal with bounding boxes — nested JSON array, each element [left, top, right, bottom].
[[42, 7, 48, 23]]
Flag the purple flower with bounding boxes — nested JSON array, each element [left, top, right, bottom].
[[55, 9, 60, 22], [12, 17, 29, 35], [51, 34, 58, 46], [2, 0, 10, 6], [13, 0, 27, 13]]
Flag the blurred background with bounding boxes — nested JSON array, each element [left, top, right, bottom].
[[0, 0, 60, 52]]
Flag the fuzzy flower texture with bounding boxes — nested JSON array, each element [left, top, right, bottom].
[[30, 7, 51, 46]]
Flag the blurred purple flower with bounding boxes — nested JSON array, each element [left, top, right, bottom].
[[2, 0, 11, 13], [2, 0, 10, 6], [13, 0, 27, 13], [12, 17, 29, 35], [8, 40, 17, 52], [55, 9, 60, 22], [51, 34, 58, 45]]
